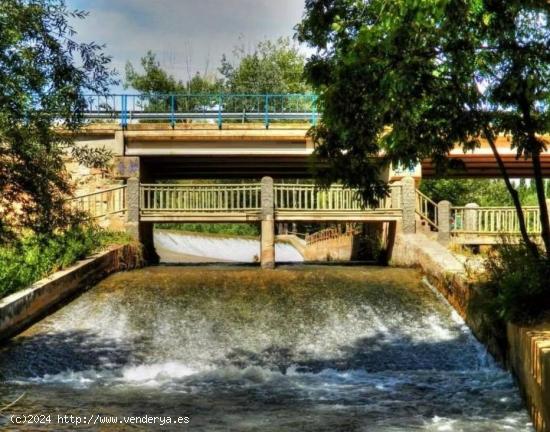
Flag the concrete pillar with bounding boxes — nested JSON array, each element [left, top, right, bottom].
[[261, 176, 275, 269], [464, 203, 479, 232], [437, 200, 451, 245], [390, 181, 402, 209], [401, 176, 416, 233], [125, 176, 140, 240]]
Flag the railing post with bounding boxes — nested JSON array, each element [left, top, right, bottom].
[[437, 200, 451, 245], [120, 94, 128, 129], [170, 94, 175, 129], [264, 94, 269, 129], [401, 176, 416, 233], [125, 176, 140, 240], [464, 203, 479, 232], [218, 94, 223, 130], [261, 176, 275, 269]]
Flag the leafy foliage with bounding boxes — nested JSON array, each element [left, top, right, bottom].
[[219, 37, 310, 94], [125, 51, 223, 94], [297, 0, 550, 254], [0, 0, 116, 242], [0, 225, 133, 298], [71, 145, 113, 170], [475, 242, 550, 323]]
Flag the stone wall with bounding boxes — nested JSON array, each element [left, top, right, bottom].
[[0, 244, 143, 342]]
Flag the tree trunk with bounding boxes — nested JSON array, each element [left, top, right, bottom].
[[531, 151, 550, 256], [484, 127, 539, 258]]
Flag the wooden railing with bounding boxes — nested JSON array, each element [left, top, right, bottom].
[[140, 183, 262, 212], [274, 183, 397, 211], [67, 186, 127, 219], [451, 206, 541, 234], [416, 189, 439, 229]]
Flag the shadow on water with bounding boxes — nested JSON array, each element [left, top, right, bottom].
[[0, 330, 147, 379]]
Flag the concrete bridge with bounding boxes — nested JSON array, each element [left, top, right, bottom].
[[70, 176, 549, 267], [77, 93, 550, 179], [68, 93, 550, 264]]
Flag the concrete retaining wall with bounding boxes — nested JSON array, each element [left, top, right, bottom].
[[304, 234, 358, 261], [390, 232, 550, 432], [508, 323, 550, 432], [0, 244, 143, 342]]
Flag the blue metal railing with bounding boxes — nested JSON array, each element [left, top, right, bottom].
[[81, 93, 318, 128]]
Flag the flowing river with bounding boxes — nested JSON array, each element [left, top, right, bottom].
[[0, 265, 532, 431]]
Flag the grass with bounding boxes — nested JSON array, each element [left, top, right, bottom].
[[0, 225, 134, 299], [156, 223, 260, 237]]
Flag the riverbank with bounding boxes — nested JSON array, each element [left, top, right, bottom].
[[391, 232, 550, 432], [0, 244, 143, 342]]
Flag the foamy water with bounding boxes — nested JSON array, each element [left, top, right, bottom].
[[0, 266, 533, 431], [154, 230, 303, 262]]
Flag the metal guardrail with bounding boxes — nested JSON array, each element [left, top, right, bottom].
[[82, 93, 318, 128], [67, 186, 127, 219]]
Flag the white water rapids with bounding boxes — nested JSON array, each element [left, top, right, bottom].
[[0, 239, 534, 431]]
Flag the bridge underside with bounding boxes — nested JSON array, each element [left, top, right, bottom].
[[140, 154, 550, 180], [141, 156, 313, 179]]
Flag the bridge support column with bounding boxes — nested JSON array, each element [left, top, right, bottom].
[[125, 176, 140, 240], [401, 176, 416, 233], [437, 200, 451, 245], [125, 175, 159, 263], [261, 176, 275, 269]]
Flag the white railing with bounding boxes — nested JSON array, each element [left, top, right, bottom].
[[451, 206, 541, 234], [140, 183, 262, 212], [67, 186, 126, 219], [274, 183, 397, 211]]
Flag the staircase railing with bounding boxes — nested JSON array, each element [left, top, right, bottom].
[[415, 189, 439, 229], [67, 186, 127, 219]]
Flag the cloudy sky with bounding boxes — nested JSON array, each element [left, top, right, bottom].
[[68, 0, 308, 91]]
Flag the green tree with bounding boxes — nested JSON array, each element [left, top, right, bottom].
[[125, 51, 222, 113], [297, 0, 549, 257], [220, 37, 310, 94], [0, 0, 115, 242]]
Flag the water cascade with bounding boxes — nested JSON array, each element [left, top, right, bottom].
[[0, 265, 532, 431]]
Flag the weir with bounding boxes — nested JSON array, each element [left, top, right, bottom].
[[0, 266, 534, 431]]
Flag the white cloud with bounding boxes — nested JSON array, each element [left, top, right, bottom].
[[68, 0, 308, 91]]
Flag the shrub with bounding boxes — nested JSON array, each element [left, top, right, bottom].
[[476, 241, 550, 324], [0, 225, 132, 298]]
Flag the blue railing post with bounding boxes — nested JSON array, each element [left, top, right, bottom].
[[311, 94, 318, 126], [170, 94, 175, 128], [264, 95, 269, 129], [120, 94, 128, 128], [218, 94, 223, 129]]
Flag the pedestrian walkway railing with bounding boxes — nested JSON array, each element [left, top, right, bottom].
[[274, 183, 398, 211], [82, 93, 318, 128], [451, 206, 541, 234]]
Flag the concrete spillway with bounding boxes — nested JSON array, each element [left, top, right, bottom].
[[154, 230, 303, 263], [0, 266, 532, 431]]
